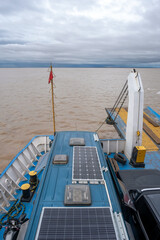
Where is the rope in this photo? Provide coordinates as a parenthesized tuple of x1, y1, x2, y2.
(106, 80, 128, 125)
(29, 179, 39, 192)
(110, 80, 128, 117)
(95, 118, 107, 132)
(0, 200, 26, 226)
(113, 90, 128, 122)
(0, 176, 39, 227)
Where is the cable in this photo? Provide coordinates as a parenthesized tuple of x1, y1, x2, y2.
(95, 118, 107, 132)
(0, 200, 26, 225)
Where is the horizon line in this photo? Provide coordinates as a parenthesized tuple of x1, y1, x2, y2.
(0, 62, 160, 68)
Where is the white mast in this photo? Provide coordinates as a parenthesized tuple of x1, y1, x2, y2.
(125, 69, 144, 160)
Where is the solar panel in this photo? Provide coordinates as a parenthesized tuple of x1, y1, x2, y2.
(72, 146, 103, 183)
(36, 207, 117, 240)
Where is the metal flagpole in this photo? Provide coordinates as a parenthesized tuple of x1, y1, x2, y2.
(49, 65, 56, 135)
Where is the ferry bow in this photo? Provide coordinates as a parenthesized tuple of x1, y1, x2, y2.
(0, 69, 160, 240)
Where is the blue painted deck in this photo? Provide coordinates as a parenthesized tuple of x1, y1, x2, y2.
(108, 150, 160, 171)
(145, 106, 160, 122)
(105, 106, 160, 171)
(25, 131, 121, 240)
(0, 156, 44, 239)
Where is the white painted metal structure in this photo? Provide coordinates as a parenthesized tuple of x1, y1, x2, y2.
(125, 69, 144, 160)
(0, 136, 51, 213)
(101, 139, 126, 154)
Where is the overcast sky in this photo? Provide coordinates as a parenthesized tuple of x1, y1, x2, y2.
(0, 0, 160, 67)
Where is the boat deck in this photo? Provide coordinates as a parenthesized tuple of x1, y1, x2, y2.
(106, 106, 160, 170)
(111, 106, 160, 151)
(25, 131, 122, 240)
(0, 106, 159, 239)
(108, 150, 160, 171)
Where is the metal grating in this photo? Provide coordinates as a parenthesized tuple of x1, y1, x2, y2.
(36, 207, 117, 240)
(72, 146, 103, 183)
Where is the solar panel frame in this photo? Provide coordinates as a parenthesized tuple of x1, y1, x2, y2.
(72, 146, 104, 183)
(36, 207, 117, 240)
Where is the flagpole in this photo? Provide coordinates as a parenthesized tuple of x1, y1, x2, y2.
(50, 65, 56, 135)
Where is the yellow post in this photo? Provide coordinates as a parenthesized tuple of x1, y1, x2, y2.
(50, 65, 56, 135)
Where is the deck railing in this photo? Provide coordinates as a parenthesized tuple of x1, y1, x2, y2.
(100, 139, 126, 154)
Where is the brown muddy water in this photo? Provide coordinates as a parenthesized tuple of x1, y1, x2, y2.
(0, 68, 160, 171)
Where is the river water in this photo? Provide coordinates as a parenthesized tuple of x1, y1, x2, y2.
(0, 68, 160, 171)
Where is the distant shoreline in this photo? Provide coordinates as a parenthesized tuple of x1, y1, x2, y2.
(0, 64, 160, 68)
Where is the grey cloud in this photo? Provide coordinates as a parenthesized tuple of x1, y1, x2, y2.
(0, 0, 160, 67)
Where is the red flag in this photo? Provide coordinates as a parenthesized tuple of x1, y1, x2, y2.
(48, 68, 53, 84)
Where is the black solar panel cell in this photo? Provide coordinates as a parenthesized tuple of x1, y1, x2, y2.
(37, 208, 117, 240)
(73, 146, 103, 182)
